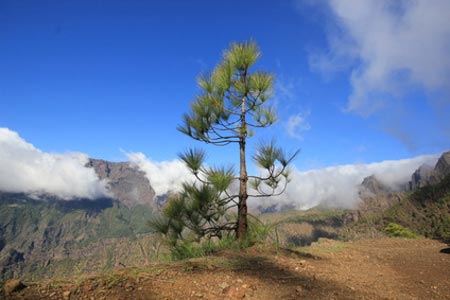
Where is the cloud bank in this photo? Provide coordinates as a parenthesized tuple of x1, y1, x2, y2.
(0, 128, 109, 199)
(0, 127, 439, 210)
(310, 0, 450, 115)
(126, 146, 438, 211)
(257, 154, 438, 210)
(126, 152, 192, 196)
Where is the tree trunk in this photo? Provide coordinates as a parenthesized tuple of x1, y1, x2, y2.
(237, 94, 248, 241)
(237, 137, 248, 240)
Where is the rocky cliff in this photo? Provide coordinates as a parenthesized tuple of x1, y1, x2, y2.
(87, 159, 156, 208)
(434, 150, 450, 178)
(407, 151, 450, 190)
(356, 175, 404, 215)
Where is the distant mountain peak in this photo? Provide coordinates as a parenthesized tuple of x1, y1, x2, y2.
(434, 151, 450, 179)
(408, 151, 450, 191)
(360, 175, 391, 195)
(87, 158, 156, 208)
(356, 175, 402, 216)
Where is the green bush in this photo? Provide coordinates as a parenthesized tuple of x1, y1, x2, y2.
(384, 223, 418, 239)
(170, 241, 206, 260)
(246, 217, 278, 246)
(169, 235, 237, 260)
(167, 216, 278, 260)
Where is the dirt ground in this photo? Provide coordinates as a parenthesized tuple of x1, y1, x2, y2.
(4, 238, 450, 300)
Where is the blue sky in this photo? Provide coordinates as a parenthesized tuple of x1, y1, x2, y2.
(1, 0, 450, 171)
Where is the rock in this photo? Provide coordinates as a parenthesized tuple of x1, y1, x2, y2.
(3, 279, 26, 295)
(219, 282, 230, 290)
(226, 287, 246, 299)
(222, 286, 231, 294)
(63, 290, 71, 299)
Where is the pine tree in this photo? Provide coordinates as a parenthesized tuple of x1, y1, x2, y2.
(151, 41, 298, 246)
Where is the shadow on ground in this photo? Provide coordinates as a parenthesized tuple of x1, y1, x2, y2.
(440, 247, 450, 254)
(178, 249, 368, 300)
(286, 227, 339, 247)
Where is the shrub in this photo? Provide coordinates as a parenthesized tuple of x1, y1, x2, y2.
(167, 216, 277, 260)
(169, 235, 237, 260)
(384, 223, 418, 239)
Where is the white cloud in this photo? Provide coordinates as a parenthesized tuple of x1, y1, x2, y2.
(253, 154, 438, 210)
(285, 111, 311, 140)
(310, 0, 450, 115)
(126, 149, 439, 211)
(126, 152, 192, 196)
(274, 78, 297, 104)
(0, 128, 109, 199)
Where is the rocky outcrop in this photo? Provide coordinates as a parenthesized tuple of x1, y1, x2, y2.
(357, 175, 404, 215)
(433, 151, 450, 180)
(360, 175, 391, 195)
(407, 151, 450, 191)
(87, 159, 156, 208)
(409, 164, 434, 190)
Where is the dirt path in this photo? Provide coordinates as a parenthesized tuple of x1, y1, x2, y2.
(5, 238, 450, 300)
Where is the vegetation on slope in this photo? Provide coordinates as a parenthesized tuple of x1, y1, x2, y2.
(343, 174, 450, 243)
(383, 174, 450, 242)
(0, 193, 157, 281)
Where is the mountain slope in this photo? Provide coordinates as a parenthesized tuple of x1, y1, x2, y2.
(0, 158, 162, 281)
(384, 173, 450, 242)
(0, 193, 159, 281)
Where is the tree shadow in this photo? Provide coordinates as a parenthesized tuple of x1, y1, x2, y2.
(221, 252, 363, 299)
(276, 247, 318, 260)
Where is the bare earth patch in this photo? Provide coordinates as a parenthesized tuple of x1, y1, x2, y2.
(5, 238, 450, 300)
